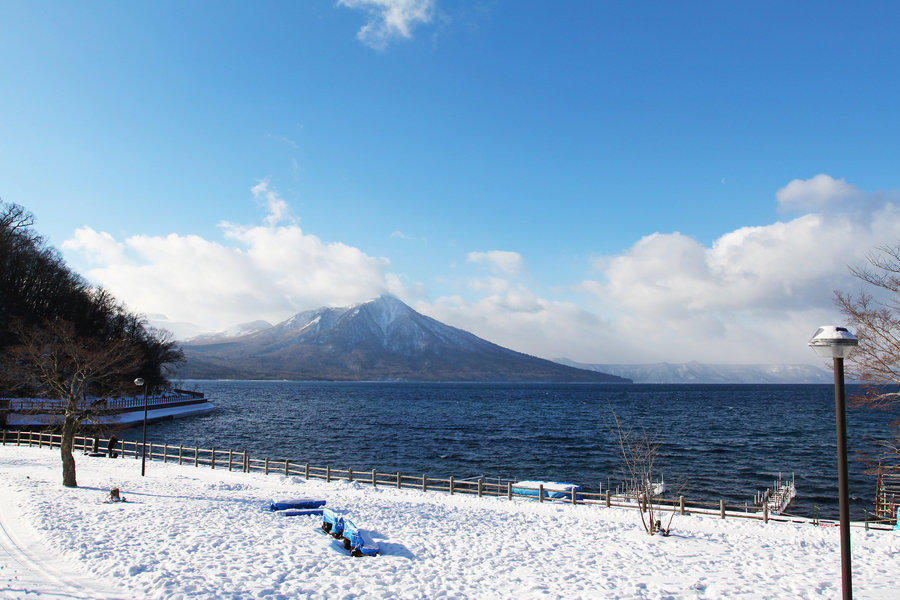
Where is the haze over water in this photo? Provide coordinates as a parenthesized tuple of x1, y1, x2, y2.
(122, 381, 899, 521)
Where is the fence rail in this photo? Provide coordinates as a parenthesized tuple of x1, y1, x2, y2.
(3, 429, 894, 531)
(3, 389, 205, 413)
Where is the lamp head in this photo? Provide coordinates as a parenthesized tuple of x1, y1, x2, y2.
(134, 378, 145, 386)
(808, 326, 858, 359)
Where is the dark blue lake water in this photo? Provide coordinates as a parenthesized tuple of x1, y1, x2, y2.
(119, 381, 899, 521)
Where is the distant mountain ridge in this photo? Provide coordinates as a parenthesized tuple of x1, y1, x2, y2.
(177, 295, 630, 383)
(555, 359, 832, 384)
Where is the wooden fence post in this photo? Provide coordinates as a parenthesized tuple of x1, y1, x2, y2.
(539, 484, 544, 503)
(396, 472, 402, 489)
(571, 487, 577, 505)
(450, 476, 455, 495)
(422, 474, 427, 492)
(679, 495, 685, 515)
(305, 463, 310, 480)
(478, 478, 483, 497)
(211, 447, 215, 469)
(285, 460, 290, 477)
(763, 502, 768, 524)
(228, 449, 233, 471)
(720, 499, 726, 519)
(164, 443, 168, 464)
(326, 466, 331, 482)
(179, 445, 183, 465)
(348, 467, 353, 482)
(194, 446, 199, 468)
(265, 457, 270, 475)
(372, 469, 377, 487)
(507, 481, 512, 500)
(244, 452, 249, 473)
(605, 490, 611, 508)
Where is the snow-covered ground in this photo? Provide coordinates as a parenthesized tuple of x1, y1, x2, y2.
(1, 444, 899, 600)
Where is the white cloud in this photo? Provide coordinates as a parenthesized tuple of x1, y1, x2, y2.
(60, 175, 900, 366)
(467, 250, 525, 277)
(575, 194, 900, 363)
(338, 0, 435, 49)
(61, 227, 125, 265)
(251, 180, 294, 227)
(776, 174, 863, 212)
(64, 188, 402, 337)
(414, 176, 900, 365)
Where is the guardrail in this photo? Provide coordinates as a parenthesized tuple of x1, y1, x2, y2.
(2, 389, 205, 413)
(2, 429, 894, 531)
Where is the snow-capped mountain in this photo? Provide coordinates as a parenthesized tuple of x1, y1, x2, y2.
(177, 295, 630, 383)
(185, 320, 273, 344)
(555, 359, 832, 384)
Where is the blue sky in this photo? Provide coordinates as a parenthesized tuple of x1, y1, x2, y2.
(2, 1, 899, 365)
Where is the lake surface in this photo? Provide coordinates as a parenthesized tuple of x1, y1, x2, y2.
(119, 381, 899, 520)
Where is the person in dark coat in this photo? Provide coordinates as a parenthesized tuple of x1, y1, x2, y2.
(107, 435, 119, 458)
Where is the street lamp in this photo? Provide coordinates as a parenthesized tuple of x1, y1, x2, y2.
(134, 377, 149, 477)
(809, 325, 858, 600)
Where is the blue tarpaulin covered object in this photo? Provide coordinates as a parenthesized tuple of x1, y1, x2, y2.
(322, 507, 344, 537)
(342, 519, 379, 557)
(511, 481, 583, 500)
(321, 508, 379, 556)
(268, 498, 327, 512)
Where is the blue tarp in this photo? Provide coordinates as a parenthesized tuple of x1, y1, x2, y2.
(268, 498, 327, 512)
(322, 507, 344, 537)
(342, 519, 379, 557)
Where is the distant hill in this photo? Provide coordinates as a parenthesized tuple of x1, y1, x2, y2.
(555, 359, 832, 384)
(176, 295, 630, 383)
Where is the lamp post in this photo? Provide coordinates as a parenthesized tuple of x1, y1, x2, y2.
(809, 325, 858, 600)
(134, 377, 149, 477)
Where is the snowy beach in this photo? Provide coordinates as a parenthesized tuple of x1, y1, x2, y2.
(1, 444, 899, 600)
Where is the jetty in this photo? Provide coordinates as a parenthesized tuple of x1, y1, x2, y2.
(755, 474, 796, 515)
(0, 389, 215, 428)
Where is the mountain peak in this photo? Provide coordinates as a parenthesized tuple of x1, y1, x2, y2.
(178, 297, 629, 383)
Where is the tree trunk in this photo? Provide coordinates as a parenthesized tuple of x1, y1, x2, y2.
(61, 412, 77, 487)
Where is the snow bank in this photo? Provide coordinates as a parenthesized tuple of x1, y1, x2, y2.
(1, 444, 898, 599)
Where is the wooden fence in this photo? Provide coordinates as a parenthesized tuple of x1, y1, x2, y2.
(3, 429, 894, 531)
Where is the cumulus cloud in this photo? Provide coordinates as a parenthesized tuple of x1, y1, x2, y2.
(775, 173, 899, 218)
(467, 250, 525, 277)
(62, 227, 125, 265)
(63, 187, 400, 337)
(416, 175, 900, 365)
(338, 0, 435, 49)
(576, 188, 900, 363)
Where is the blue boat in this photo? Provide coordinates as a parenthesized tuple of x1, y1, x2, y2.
(511, 480, 582, 501)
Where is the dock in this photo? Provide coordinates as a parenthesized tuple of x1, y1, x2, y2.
(755, 474, 796, 515)
(1, 389, 215, 428)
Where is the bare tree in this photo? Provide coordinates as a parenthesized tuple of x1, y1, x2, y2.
(2, 318, 141, 487)
(836, 243, 900, 406)
(608, 408, 678, 535)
